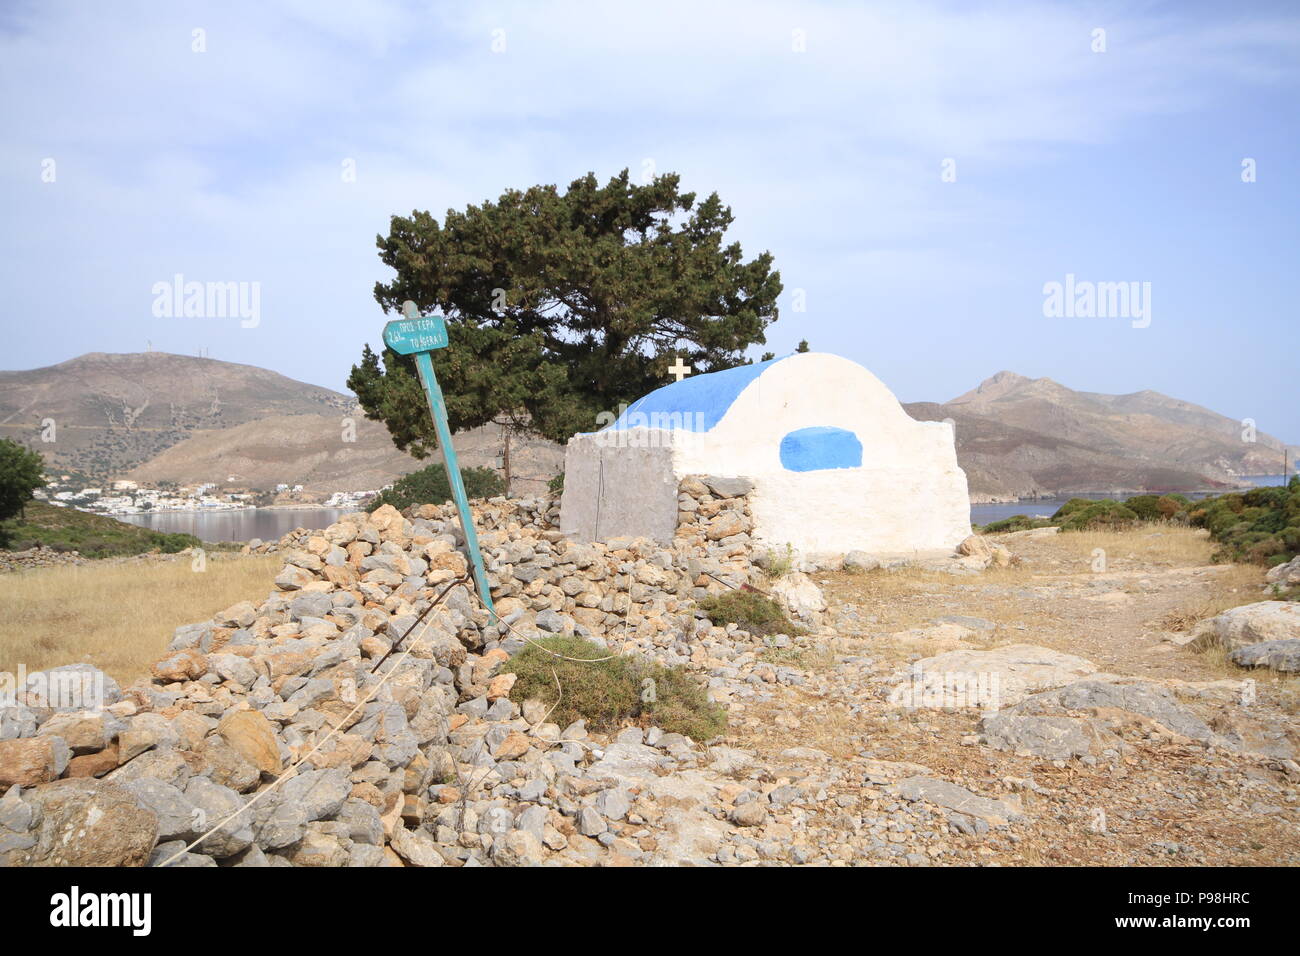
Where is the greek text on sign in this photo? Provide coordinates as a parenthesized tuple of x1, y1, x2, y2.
(383, 314, 448, 354)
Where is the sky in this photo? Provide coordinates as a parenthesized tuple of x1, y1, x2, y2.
(2, 0, 1297, 441)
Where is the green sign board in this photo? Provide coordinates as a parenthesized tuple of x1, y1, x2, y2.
(382, 310, 448, 355)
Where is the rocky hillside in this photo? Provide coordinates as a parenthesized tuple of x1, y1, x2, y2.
(0, 353, 349, 480)
(0, 353, 561, 493)
(905, 371, 1298, 499)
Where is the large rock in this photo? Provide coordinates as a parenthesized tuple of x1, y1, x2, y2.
(0, 736, 69, 787)
(16, 778, 159, 866)
(217, 710, 282, 776)
(37, 711, 117, 754)
(979, 713, 1109, 760)
(1008, 679, 1215, 742)
(1229, 640, 1300, 673)
(769, 572, 826, 621)
(890, 644, 1097, 709)
(1265, 556, 1300, 586)
(1189, 601, 1300, 651)
(184, 777, 254, 858)
(887, 776, 1022, 826)
(20, 664, 121, 710)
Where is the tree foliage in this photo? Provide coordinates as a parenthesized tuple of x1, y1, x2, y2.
(0, 439, 45, 522)
(348, 170, 783, 455)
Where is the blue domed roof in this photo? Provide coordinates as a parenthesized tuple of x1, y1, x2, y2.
(604, 355, 786, 432)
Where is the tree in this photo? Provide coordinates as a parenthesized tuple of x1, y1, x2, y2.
(366, 463, 505, 513)
(0, 439, 45, 521)
(796, 339, 810, 352)
(349, 170, 783, 456)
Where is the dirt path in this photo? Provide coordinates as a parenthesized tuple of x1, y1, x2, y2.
(722, 527, 1300, 866)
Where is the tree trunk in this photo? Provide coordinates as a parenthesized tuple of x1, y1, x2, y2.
(502, 425, 512, 497)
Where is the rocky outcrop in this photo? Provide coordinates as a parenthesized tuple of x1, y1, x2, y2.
(1189, 601, 1300, 651)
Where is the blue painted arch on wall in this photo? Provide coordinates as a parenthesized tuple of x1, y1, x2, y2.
(779, 426, 863, 472)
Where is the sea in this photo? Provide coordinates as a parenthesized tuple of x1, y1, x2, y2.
(115, 474, 1293, 541)
(968, 474, 1291, 526)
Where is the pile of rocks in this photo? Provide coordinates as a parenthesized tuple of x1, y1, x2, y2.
(0, 545, 87, 574)
(0, 486, 838, 867)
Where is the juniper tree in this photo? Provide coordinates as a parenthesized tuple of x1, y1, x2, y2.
(349, 170, 783, 455)
(0, 439, 45, 522)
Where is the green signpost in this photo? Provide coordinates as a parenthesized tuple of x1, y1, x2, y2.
(383, 301, 496, 621)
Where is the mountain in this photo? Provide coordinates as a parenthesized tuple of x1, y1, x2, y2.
(1, 353, 1292, 500)
(0, 352, 350, 480)
(0, 352, 561, 493)
(903, 371, 1298, 499)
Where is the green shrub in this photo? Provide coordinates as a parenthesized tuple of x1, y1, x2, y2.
(1185, 476, 1300, 564)
(697, 589, 801, 636)
(500, 635, 726, 742)
(1056, 499, 1139, 532)
(1123, 495, 1162, 521)
(978, 515, 1054, 534)
(367, 463, 505, 513)
(762, 543, 795, 579)
(0, 501, 201, 557)
(1050, 498, 1098, 521)
(547, 472, 564, 495)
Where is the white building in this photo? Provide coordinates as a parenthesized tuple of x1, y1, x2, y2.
(559, 352, 972, 558)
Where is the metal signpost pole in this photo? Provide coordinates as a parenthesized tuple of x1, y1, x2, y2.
(383, 301, 496, 621)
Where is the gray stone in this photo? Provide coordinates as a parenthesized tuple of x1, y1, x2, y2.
(280, 767, 352, 822)
(767, 784, 802, 808)
(1025, 679, 1214, 742)
(576, 807, 607, 836)
(595, 787, 631, 821)
(701, 475, 753, 498)
(730, 801, 767, 827)
(122, 778, 197, 842)
(208, 653, 258, 688)
(888, 776, 1022, 825)
(516, 804, 549, 839)
(347, 843, 389, 867)
(1229, 640, 1300, 673)
(0, 786, 32, 832)
(336, 798, 383, 846)
(843, 550, 881, 571)
(0, 706, 37, 741)
(979, 713, 1098, 760)
(535, 609, 566, 633)
(183, 777, 254, 858)
(149, 840, 217, 867)
(1190, 601, 1300, 651)
(290, 592, 334, 620)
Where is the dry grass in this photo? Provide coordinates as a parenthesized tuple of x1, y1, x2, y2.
(1045, 524, 1215, 566)
(1155, 563, 1268, 633)
(822, 562, 1058, 638)
(0, 554, 279, 685)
